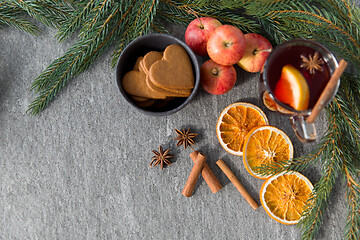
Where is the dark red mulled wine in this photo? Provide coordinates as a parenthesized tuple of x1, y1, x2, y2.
(265, 45, 331, 109)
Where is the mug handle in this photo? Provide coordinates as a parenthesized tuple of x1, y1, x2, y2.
(290, 115, 317, 143)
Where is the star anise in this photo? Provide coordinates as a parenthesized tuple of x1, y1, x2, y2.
(300, 52, 324, 74)
(174, 128, 198, 150)
(150, 145, 174, 170)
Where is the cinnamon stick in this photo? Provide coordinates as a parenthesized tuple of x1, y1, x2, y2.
(306, 59, 348, 123)
(216, 159, 259, 210)
(190, 151, 222, 193)
(182, 152, 206, 198)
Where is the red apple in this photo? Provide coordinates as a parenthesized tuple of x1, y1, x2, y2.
(200, 59, 237, 95)
(237, 33, 272, 73)
(206, 25, 245, 66)
(185, 17, 222, 56)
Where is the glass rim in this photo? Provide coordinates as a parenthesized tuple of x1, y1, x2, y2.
(262, 39, 339, 115)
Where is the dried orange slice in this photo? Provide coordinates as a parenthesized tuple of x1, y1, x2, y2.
(276, 103, 293, 114)
(216, 102, 268, 156)
(243, 125, 293, 179)
(260, 171, 314, 225)
(263, 91, 293, 114)
(262, 91, 278, 111)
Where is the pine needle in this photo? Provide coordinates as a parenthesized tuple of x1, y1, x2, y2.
(0, 2, 40, 35)
(7, 0, 72, 28)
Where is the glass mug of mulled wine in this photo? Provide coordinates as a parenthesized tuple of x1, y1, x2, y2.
(259, 39, 339, 143)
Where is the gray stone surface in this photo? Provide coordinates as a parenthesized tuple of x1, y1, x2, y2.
(0, 22, 348, 240)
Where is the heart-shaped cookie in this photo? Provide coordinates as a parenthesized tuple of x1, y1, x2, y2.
(133, 56, 143, 71)
(141, 51, 163, 74)
(146, 75, 191, 97)
(149, 44, 194, 90)
(122, 71, 167, 99)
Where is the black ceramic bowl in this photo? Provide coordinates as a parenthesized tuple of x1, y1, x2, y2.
(115, 33, 200, 116)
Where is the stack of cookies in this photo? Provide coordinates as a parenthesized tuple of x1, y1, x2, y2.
(122, 44, 194, 108)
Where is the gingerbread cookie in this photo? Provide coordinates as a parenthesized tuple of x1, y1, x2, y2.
(146, 75, 190, 98)
(122, 71, 167, 99)
(133, 56, 143, 71)
(122, 44, 194, 107)
(139, 61, 147, 73)
(141, 51, 163, 74)
(149, 44, 194, 90)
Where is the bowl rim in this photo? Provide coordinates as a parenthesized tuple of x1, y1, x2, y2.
(115, 33, 200, 116)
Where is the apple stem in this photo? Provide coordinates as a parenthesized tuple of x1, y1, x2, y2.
(254, 48, 272, 54)
(212, 68, 218, 75)
(225, 42, 233, 48)
(198, 16, 204, 29)
(188, 9, 204, 29)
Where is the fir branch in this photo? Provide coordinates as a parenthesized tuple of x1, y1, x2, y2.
(31, 0, 116, 93)
(245, 0, 296, 17)
(55, 0, 97, 41)
(110, 37, 132, 68)
(217, 0, 247, 9)
(332, 75, 360, 161)
(300, 139, 344, 239)
(0, 3, 40, 35)
(256, 18, 292, 44)
(28, 0, 159, 114)
(34, 1, 74, 26)
(253, 150, 320, 177)
(132, 0, 158, 37)
(343, 164, 360, 240)
(312, 0, 353, 24)
(79, 0, 114, 40)
(246, 1, 360, 66)
(158, 0, 259, 33)
(297, 73, 360, 239)
(254, 98, 341, 177)
(255, 72, 360, 239)
(110, 0, 159, 67)
(332, 74, 360, 240)
(28, 5, 122, 114)
(150, 18, 168, 34)
(7, 0, 72, 28)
